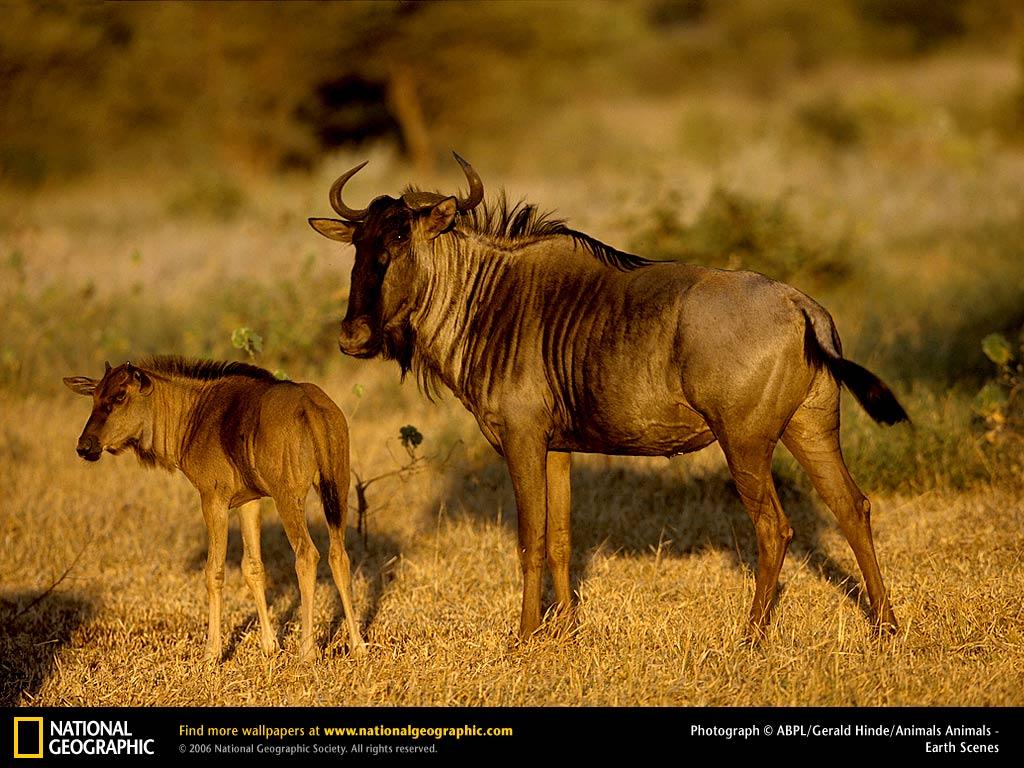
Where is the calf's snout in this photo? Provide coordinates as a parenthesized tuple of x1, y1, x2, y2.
(77, 434, 101, 461)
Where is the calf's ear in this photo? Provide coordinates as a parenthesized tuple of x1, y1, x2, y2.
(423, 197, 457, 240)
(308, 218, 356, 243)
(64, 376, 98, 396)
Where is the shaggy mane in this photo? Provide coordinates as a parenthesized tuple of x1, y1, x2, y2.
(137, 355, 278, 383)
(403, 187, 653, 272)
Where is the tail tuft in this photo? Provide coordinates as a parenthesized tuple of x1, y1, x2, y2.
(304, 402, 349, 531)
(800, 307, 909, 426)
(319, 477, 343, 529)
(827, 358, 910, 426)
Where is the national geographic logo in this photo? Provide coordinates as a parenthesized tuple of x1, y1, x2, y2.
(12, 717, 155, 759)
(13, 717, 43, 759)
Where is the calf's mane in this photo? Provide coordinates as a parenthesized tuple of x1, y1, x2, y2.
(137, 355, 278, 383)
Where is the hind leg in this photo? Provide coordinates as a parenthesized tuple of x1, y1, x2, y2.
(716, 433, 794, 640)
(324, 502, 367, 658)
(274, 491, 320, 660)
(238, 500, 279, 655)
(782, 392, 898, 634)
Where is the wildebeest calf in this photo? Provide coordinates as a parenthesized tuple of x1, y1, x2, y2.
(64, 356, 366, 662)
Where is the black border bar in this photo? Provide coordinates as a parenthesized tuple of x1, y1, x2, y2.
(3, 707, 1020, 763)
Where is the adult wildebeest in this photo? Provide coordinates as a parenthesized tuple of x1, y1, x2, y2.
(309, 154, 908, 641)
(64, 357, 366, 661)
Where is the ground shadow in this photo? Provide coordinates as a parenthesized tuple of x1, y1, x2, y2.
(438, 453, 867, 619)
(187, 507, 400, 659)
(0, 592, 94, 705)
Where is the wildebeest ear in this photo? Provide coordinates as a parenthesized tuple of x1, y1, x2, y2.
(423, 197, 457, 240)
(64, 376, 98, 396)
(133, 368, 154, 395)
(308, 218, 356, 243)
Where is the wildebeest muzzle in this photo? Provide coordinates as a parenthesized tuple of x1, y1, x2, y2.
(76, 433, 102, 461)
(338, 317, 377, 357)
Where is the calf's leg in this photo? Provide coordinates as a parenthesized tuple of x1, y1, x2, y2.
(274, 491, 320, 660)
(323, 491, 367, 658)
(238, 500, 279, 655)
(200, 493, 230, 662)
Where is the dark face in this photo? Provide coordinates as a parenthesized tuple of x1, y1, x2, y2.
(339, 196, 412, 357)
(309, 152, 481, 364)
(63, 364, 153, 461)
(309, 194, 458, 363)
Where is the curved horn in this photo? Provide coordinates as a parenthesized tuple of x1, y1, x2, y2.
(329, 161, 370, 221)
(104, 361, 112, 374)
(452, 151, 484, 212)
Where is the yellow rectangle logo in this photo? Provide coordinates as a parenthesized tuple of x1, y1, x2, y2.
(13, 717, 43, 759)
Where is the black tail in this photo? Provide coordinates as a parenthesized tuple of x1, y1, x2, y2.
(319, 477, 343, 530)
(801, 309, 910, 426)
(826, 357, 910, 426)
(304, 408, 348, 531)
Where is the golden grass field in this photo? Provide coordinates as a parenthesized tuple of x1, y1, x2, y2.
(2, 50, 1023, 706)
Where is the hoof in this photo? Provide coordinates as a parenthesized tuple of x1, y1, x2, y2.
(743, 622, 769, 648)
(875, 619, 899, 638)
(505, 628, 526, 651)
(349, 640, 369, 659)
(517, 620, 542, 643)
(260, 637, 281, 656)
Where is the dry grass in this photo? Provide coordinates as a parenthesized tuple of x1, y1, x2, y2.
(2, 391, 1022, 706)
(2, 50, 1024, 707)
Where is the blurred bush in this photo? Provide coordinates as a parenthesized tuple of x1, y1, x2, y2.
(1006, 42, 1024, 138)
(0, 252, 342, 392)
(856, 0, 967, 52)
(626, 186, 853, 287)
(795, 95, 865, 149)
(2, 0, 1021, 186)
(165, 175, 247, 221)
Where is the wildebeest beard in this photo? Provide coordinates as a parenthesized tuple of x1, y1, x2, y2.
(382, 322, 415, 375)
(382, 319, 449, 401)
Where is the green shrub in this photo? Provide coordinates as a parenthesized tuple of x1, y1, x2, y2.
(974, 330, 1024, 439)
(230, 327, 264, 358)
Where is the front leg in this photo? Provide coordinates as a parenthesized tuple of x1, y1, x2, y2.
(503, 429, 549, 640)
(200, 492, 230, 662)
(546, 451, 573, 624)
